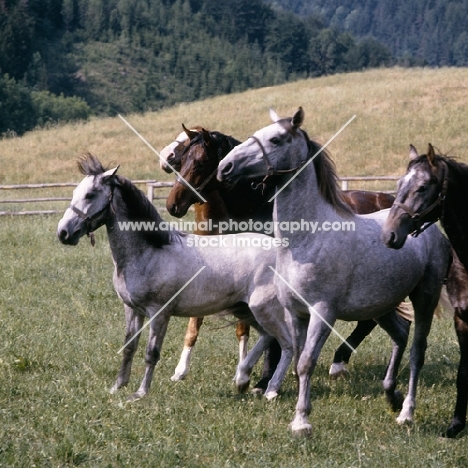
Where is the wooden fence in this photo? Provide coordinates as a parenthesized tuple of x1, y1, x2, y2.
(0, 176, 400, 216)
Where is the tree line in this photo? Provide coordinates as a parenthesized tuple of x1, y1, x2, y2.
(266, 0, 468, 67)
(0, 0, 393, 136)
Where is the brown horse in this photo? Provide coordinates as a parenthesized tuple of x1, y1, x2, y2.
(161, 128, 275, 389)
(382, 143, 468, 438)
(165, 126, 410, 382)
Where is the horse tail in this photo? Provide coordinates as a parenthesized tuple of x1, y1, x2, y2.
(395, 285, 453, 322)
(435, 285, 455, 319)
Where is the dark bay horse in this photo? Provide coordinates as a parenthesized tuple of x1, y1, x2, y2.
(382, 143, 468, 438)
(57, 154, 293, 402)
(217, 107, 451, 436)
(165, 125, 411, 381)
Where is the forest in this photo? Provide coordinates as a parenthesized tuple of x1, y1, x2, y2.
(0, 0, 395, 135)
(266, 0, 468, 67)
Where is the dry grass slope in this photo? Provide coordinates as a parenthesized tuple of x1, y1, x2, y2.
(1, 67, 468, 187)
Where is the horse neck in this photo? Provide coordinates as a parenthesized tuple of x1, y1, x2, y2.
(273, 160, 346, 237)
(442, 162, 468, 270)
(104, 183, 171, 267)
(194, 191, 230, 234)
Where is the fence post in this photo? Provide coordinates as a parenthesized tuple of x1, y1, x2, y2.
(147, 183, 154, 202)
(341, 180, 348, 190)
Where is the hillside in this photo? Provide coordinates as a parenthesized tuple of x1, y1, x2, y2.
(1, 67, 468, 190)
(0, 0, 393, 136)
(265, 0, 468, 66)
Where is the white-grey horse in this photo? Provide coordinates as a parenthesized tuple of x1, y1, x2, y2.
(217, 107, 451, 436)
(57, 154, 293, 402)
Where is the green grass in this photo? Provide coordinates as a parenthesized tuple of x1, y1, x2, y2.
(2, 68, 468, 466)
(0, 216, 467, 467)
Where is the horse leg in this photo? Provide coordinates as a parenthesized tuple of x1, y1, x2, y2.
(252, 339, 282, 393)
(249, 305, 294, 400)
(329, 319, 377, 379)
(445, 312, 468, 437)
(396, 292, 438, 424)
(128, 311, 171, 402)
(171, 316, 204, 381)
(374, 310, 411, 412)
(235, 334, 274, 393)
(444, 255, 468, 437)
(236, 320, 250, 363)
(290, 309, 333, 437)
(110, 305, 144, 394)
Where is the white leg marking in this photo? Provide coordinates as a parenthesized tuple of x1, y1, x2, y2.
(171, 346, 193, 381)
(329, 362, 349, 379)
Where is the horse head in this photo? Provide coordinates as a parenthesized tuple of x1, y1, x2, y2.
(382, 144, 448, 249)
(57, 154, 119, 245)
(217, 107, 308, 185)
(159, 125, 204, 173)
(166, 129, 228, 217)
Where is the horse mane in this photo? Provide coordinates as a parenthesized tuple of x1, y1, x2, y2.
(78, 152, 176, 248)
(78, 152, 107, 175)
(185, 131, 240, 162)
(301, 131, 354, 217)
(409, 151, 468, 177)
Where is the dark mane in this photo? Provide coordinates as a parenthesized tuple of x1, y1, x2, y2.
(113, 176, 175, 248)
(409, 152, 468, 175)
(184, 131, 240, 162)
(78, 152, 108, 176)
(301, 130, 354, 217)
(77, 153, 175, 248)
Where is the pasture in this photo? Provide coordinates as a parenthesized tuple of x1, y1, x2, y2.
(0, 216, 466, 467)
(1, 67, 468, 466)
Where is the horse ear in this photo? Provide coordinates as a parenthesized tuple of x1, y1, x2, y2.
(182, 123, 199, 140)
(102, 165, 120, 181)
(291, 107, 304, 129)
(409, 144, 419, 160)
(202, 128, 211, 146)
(269, 108, 280, 123)
(427, 143, 436, 165)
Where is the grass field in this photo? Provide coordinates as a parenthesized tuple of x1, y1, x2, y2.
(2, 67, 468, 466)
(0, 216, 466, 467)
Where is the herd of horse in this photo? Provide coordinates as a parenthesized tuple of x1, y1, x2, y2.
(57, 107, 468, 438)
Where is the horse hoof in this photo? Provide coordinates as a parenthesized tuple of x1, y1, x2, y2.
(396, 413, 413, 425)
(442, 427, 463, 438)
(442, 417, 466, 439)
(387, 390, 404, 412)
(252, 377, 269, 392)
(170, 372, 186, 382)
(290, 422, 313, 438)
(127, 392, 145, 402)
(237, 380, 250, 393)
(265, 391, 278, 401)
(109, 384, 122, 394)
(251, 387, 264, 395)
(329, 362, 349, 380)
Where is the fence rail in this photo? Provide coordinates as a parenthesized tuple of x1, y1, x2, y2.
(0, 176, 400, 216)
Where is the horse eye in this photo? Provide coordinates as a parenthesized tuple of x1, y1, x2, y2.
(270, 137, 281, 145)
(85, 192, 96, 200)
(416, 185, 427, 193)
